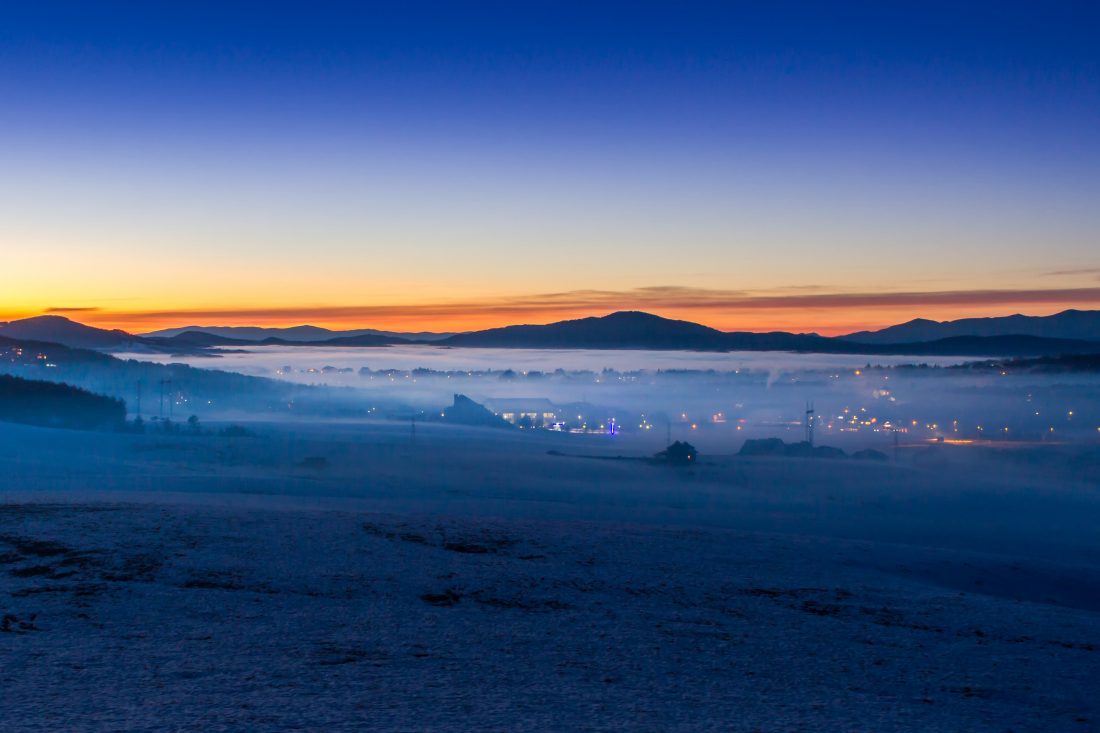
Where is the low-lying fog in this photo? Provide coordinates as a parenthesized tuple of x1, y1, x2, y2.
(125, 344, 973, 376)
(117, 345, 1100, 453)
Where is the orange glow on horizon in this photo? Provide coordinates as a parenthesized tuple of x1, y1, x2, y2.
(4, 298, 1097, 337)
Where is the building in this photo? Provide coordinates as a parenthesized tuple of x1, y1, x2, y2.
(482, 398, 560, 428)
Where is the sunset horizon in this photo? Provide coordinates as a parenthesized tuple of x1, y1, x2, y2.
(5, 4, 1099, 340)
(6, 287, 1100, 337)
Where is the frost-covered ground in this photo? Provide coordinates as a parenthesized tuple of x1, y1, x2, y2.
(2, 421, 1099, 731)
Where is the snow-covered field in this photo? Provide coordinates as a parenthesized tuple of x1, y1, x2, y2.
(2, 420, 1099, 731)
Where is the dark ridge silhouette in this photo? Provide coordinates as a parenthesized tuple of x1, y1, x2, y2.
(142, 324, 454, 342)
(0, 317, 245, 355)
(0, 315, 140, 350)
(0, 334, 117, 365)
(7, 312, 1099, 357)
(438, 311, 1098, 356)
(842, 309, 1100, 344)
(142, 331, 408, 348)
(146, 324, 345, 341)
(0, 317, 413, 354)
(0, 374, 125, 430)
(0, 335, 409, 418)
(440, 311, 828, 351)
(145, 331, 257, 347)
(259, 334, 407, 347)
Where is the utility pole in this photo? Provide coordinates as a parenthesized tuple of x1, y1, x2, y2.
(158, 378, 173, 419)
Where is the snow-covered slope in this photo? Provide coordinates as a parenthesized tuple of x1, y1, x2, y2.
(1, 421, 1097, 730)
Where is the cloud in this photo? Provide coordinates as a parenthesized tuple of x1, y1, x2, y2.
(44, 306, 101, 313)
(1042, 267, 1100, 280)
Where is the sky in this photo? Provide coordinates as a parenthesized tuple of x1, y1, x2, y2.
(2, 1, 1099, 335)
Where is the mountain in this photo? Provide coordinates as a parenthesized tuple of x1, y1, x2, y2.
(8, 312, 1098, 357)
(143, 331, 258, 348)
(441, 311, 729, 350)
(0, 374, 126, 430)
(0, 334, 418, 418)
(438, 311, 1100, 356)
(441, 311, 830, 351)
(140, 328, 414, 349)
(142, 324, 453, 342)
(842, 309, 1100, 344)
(296, 334, 408, 347)
(143, 325, 345, 341)
(0, 315, 142, 350)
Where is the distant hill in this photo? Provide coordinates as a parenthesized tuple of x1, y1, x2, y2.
(142, 324, 453, 342)
(438, 311, 1099, 356)
(441, 311, 829, 351)
(7, 311, 1098, 357)
(0, 334, 413, 418)
(0, 317, 247, 355)
(141, 330, 411, 349)
(441, 311, 730, 350)
(293, 334, 408, 347)
(841, 309, 1100, 344)
(0, 374, 125, 430)
(0, 315, 142, 350)
(142, 331, 258, 348)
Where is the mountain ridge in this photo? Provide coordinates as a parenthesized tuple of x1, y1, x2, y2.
(438, 311, 1100, 356)
(0, 315, 142, 350)
(841, 309, 1100, 344)
(142, 324, 453, 342)
(3, 310, 1099, 357)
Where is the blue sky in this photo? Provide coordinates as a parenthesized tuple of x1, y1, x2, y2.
(2, 1, 1098, 332)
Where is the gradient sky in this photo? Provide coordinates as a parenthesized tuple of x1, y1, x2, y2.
(2, 1, 1099, 334)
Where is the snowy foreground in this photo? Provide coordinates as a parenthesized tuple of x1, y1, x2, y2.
(2, 421, 1099, 731)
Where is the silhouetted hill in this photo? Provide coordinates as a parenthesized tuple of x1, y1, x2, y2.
(145, 324, 339, 341)
(9, 312, 1097, 357)
(842, 309, 1100, 344)
(441, 311, 829, 351)
(144, 331, 258, 348)
(0, 374, 125, 430)
(143, 324, 453, 342)
(141, 330, 409, 349)
(441, 311, 724, 349)
(439, 311, 1096, 356)
(1, 335, 118, 365)
(259, 334, 407, 347)
(300, 334, 407, 347)
(0, 335, 407, 417)
(0, 315, 141, 350)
